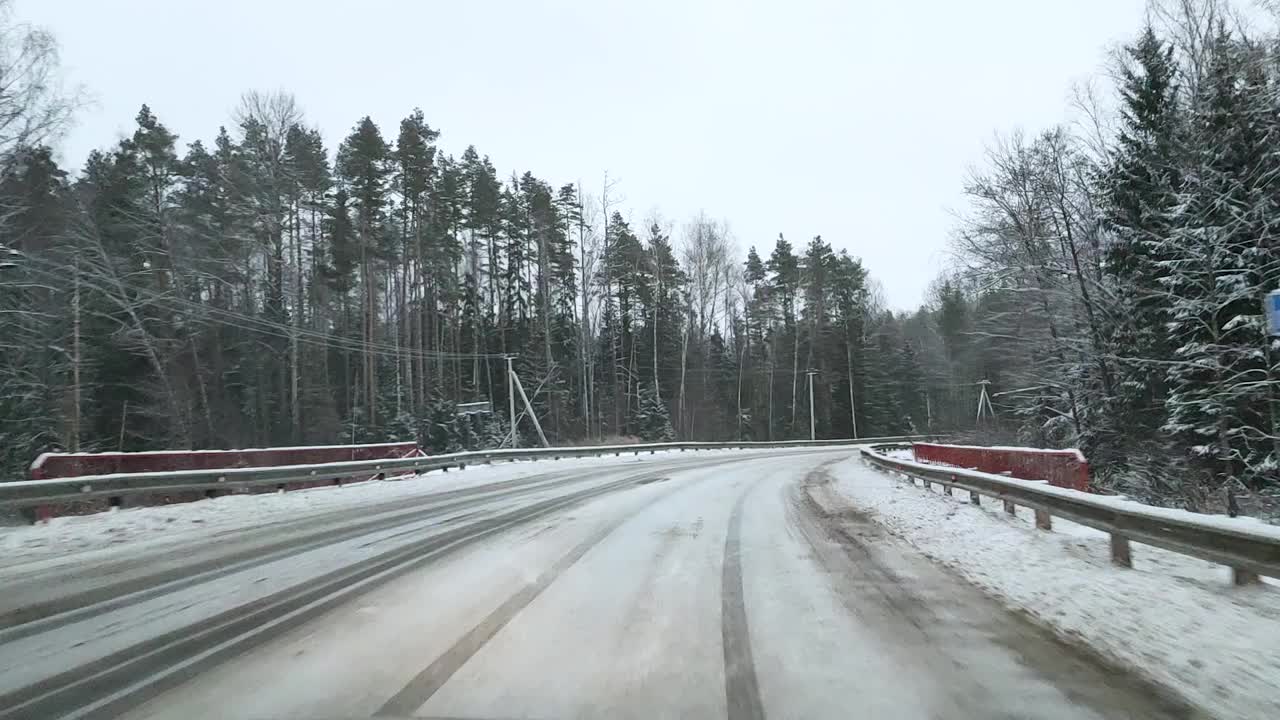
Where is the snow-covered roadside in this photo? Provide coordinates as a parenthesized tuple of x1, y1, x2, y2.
(828, 455, 1280, 720)
(0, 446, 842, 573)
(0, 451, 676, 571)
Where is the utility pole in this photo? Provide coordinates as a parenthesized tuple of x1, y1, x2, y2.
(505, 355, 517, 449)
(976, 380, 995, 426)
(806, 370, 818, 441)
(511, 369, 550, 448)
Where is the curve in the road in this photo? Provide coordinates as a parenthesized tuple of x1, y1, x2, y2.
(0, 449, 1199, 720)
(1, 450, 827, 720)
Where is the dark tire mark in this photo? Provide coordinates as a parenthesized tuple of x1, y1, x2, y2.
(2, 449, 846, 720)
(0, 469, 599, 642)
(722, 483, 766, 720)
(0, 470, 667, 720)
(376, 455, 792, 717)
(376, 475, 691, 717)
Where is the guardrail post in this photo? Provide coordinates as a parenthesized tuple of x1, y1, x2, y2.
(1003, 500, 1016, 516)
(1110, 534, 1132, 568)
(1034, 509, 1052, 531)
(969, 491, 980, 505)
(1233, 568, 1261, 586)
(943, 484, 953, 496)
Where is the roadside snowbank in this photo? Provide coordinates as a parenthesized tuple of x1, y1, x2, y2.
(0, 452, 675, 571)
(880, 447, 915, 461)
(0, 446, 844, 572)
(829, 455, 1280, 720)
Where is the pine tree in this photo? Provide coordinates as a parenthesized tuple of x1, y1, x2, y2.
(336, 117, 392, 430)
(0, 146, 73, 471)
(1101, 27, 1184, 478)
(393, 108, 439, 416)
(860, 315, 905, 436)
(632, 385, 675, 442)
(1159, 33, 1279, 504)
(766, 235, 801, 436)
(0, 23, 969, 467)
(829, 251, 867, 439)
(935, 281, 969, 376)
(894, 338, 927, 433)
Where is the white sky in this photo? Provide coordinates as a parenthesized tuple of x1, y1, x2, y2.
(21, 0, 1148, 310)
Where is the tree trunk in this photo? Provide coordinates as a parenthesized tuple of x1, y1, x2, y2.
(190, 337, 215, 444)
(291, 202, 302, 442)
(70, 249, 81, 452)
(653, 287, 661, 401)
(361, 237, 377, 430)
(401, 233, 413, 419)
(767, 344, 775, 441)
(846, 326, 858, 439)
(736, 344, 746, 440)
(678, 322, 689, 437)
(790, 319, 800, 432)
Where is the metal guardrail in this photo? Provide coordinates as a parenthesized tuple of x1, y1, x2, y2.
(0, 435, 930, 511)
(861, 445, 1280, 585)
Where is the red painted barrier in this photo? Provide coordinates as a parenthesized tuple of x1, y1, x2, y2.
(911, 443, 1090, 492)
(29, 442, 421, 480)
(23, 442, 423, 522)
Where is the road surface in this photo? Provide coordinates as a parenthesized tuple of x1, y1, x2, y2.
(0, 449, 1188, 719)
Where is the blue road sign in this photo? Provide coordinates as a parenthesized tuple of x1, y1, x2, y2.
(1267, 290, 1280, 336)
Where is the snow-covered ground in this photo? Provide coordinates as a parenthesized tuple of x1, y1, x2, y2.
(0, 446, 838, 574)
(0, 451, 675, 572)
(1, 446, 1194, 719)
(830, 455, 1280, 720)
(115, 449, 1165, 720)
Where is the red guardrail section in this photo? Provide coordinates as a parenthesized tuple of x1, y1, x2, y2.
(911, 443, 1090, 492)
(29, 442, 422, 480)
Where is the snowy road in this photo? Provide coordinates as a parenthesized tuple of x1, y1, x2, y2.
(0, 450, 1186, 720)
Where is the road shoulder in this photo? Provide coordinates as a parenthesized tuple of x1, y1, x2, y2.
(821, 455, 1277, 720)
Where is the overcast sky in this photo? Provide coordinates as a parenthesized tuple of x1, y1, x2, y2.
(21, 0, 1148, 310)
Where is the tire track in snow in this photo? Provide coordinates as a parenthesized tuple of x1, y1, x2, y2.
(722, 481, 766, 720)
(376, 468, 721, 716)
(0, 468, 670, 720)
(376, 457, 786, 718)
(0, 468, 595, 637)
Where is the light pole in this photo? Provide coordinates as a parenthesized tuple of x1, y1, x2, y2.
(505, 355, 517, 449)
(806, 370, 818, 441)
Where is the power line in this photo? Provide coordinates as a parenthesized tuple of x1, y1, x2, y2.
(12, 255, 507, 362)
